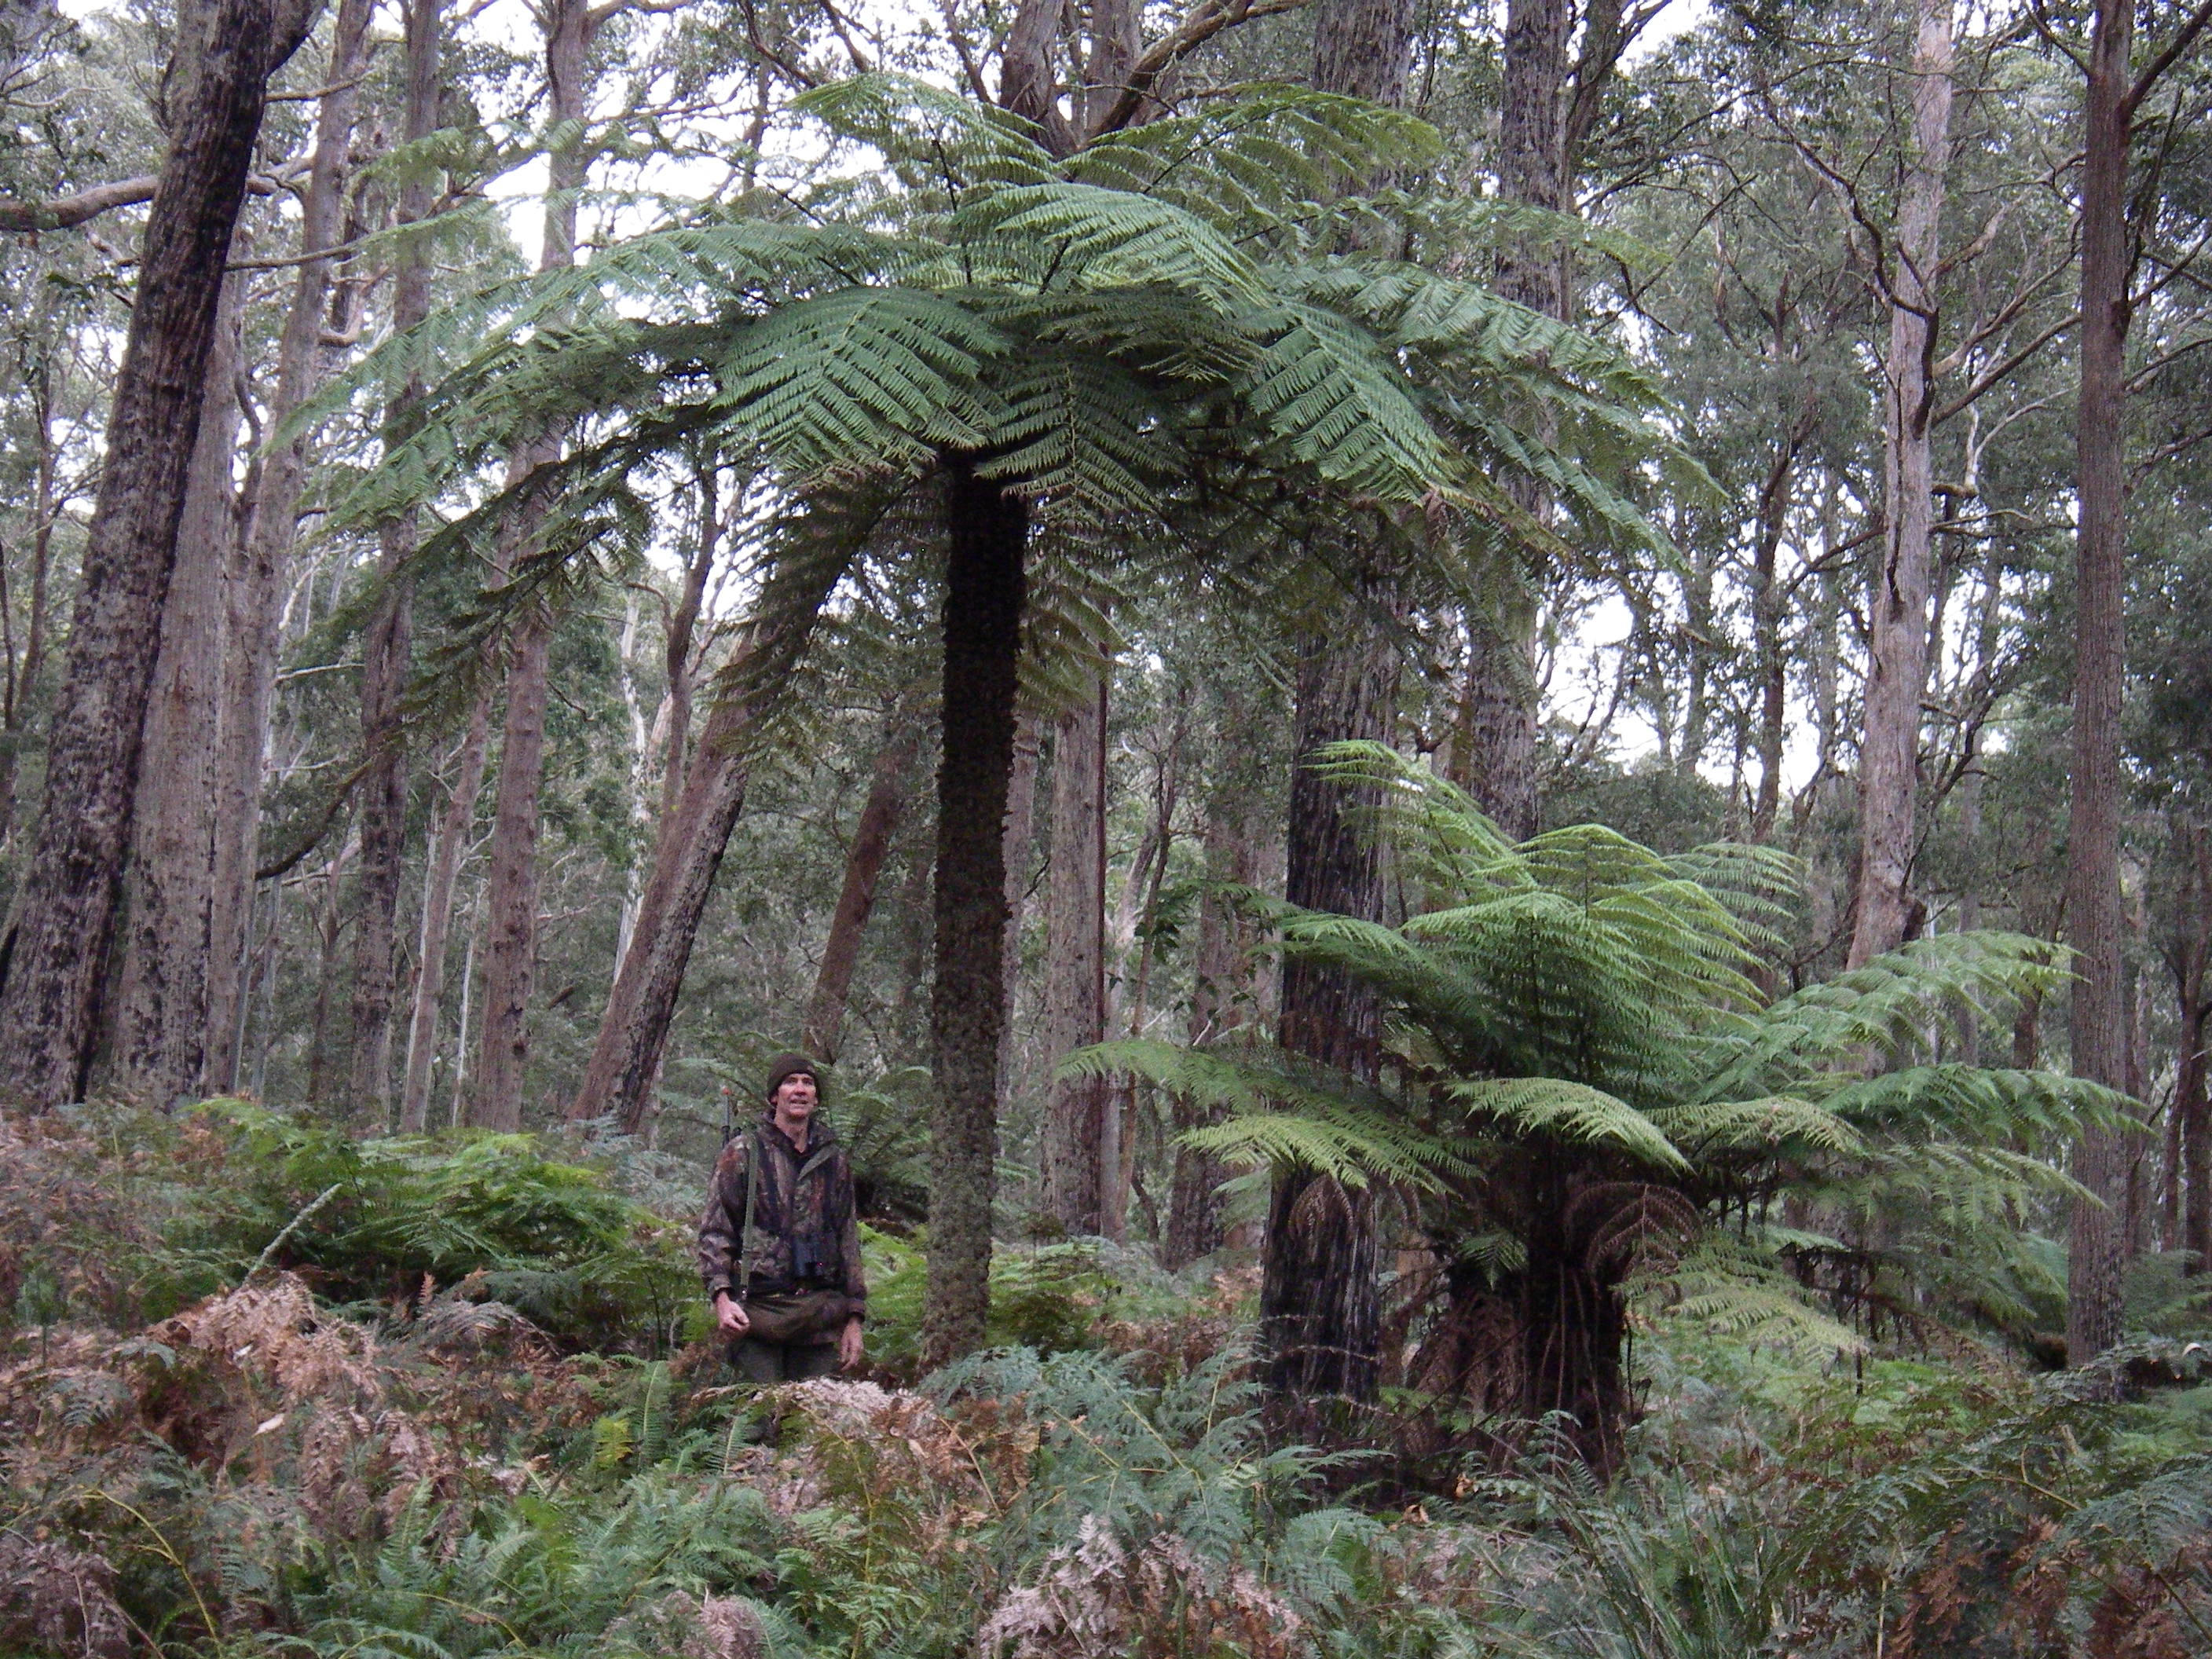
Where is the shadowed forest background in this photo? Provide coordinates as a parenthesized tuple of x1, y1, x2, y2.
(4, 0, 2212, 1653)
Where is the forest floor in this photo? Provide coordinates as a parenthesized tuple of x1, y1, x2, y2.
(4, 1102, 2210, 1659)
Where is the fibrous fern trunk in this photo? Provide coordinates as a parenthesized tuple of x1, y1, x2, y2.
(924, 456, 1027, 1368)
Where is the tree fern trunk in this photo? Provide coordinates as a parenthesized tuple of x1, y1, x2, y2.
(924, 456, 1027, 1368)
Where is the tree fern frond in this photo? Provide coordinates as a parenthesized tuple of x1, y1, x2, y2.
(954, 182, 1267, 306)
(1450, 1079, 1687, 1170)
(1233, 300, 1445, 497)
(794, 72, 1059, 190)
(1650, 1097, 1866, 1157)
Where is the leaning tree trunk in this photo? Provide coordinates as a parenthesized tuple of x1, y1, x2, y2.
(2065, 0, 2136, 1368)
(800, 706, 921, 1064)
(922, 456, 1028, 1368)
(569, 521, 851, 1132)
(1039, 670, 1108, 1236)
(346, 0, 441, 1118)
(0, 0, 316, 1108)
(104, 269, 247, 1104)
(1257, 0, 1415, 1415)
(1848, 0, 1954, 968)
(204, 0, 374, 1091)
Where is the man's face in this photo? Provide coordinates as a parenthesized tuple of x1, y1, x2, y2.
(773, 1073, 818, 1116)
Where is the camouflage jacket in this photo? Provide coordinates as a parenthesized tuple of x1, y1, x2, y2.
(697, 1115, 867, 1314)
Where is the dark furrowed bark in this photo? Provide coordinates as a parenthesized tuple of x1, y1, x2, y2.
(923, 457, 1027, 1368)
(1256, 0, 1419, 1416)
(104, 270, 246, 1103)
(1265, 584, 1397, 1408)
(2065, 0, 2136, 1368)
(1040, 671, 1108, 1236)
(800, 707, 921, 1064)
(2180, 819, 2210, 1275)
(0, 0, 315, 1108)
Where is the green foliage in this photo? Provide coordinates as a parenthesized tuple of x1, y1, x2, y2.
(190, 1103, 696, 1351)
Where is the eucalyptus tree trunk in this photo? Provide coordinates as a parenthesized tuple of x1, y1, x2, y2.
(205, 0, 373, 1091)
(1164, 776, 1261, 1269)
(347, 0, 441, 1117)
(0, 0, 317, 1108)
(2179, 818, 2211, 1276)
(471, 0, 593, 1129)
(800, 705, 921, 1064)
(399, 702, 490, 1130)
(1848, 0, 1954, 968)
(569, 531, 848, 1133)
(2064, 0, 2136, 1368)
(1039, 672, 1108, 1235)
(923, 456, 1027, 1368)
(104, 270, 245, 1103)
(1258, 0, 1415, 1415)
(1456, 0, 1572, 842)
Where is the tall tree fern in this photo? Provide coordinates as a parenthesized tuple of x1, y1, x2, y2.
(310, 75, 1672, 1365)
(1069, 743, 2134, 1469)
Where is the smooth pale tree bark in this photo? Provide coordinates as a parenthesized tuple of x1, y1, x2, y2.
(398, 703, 491, 1129)
(1039, 672, 1108, 1235)
(2065, 0, 2138, 1366)
(347, 0, 441, 1117)
(1259, 0, 1415, 1414)
(923, 457, 1027, 1368)
(471, 0, 599, 1129)
(206, 0, 373, 1090)
(105, 271, 246, 1103)
(800, 706, 921, 1063)
(1848, 0, 1955, 968)
(0, 0, 319, 1108)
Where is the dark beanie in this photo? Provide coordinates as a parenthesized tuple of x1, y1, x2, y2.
(763, 1052, 821, 1098)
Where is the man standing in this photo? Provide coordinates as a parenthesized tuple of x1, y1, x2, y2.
(698, 1053, 867, 1381)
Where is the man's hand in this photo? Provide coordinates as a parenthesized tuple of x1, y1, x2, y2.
(838, 1317, 864, 1371)
(714, 1291, 750, 1338)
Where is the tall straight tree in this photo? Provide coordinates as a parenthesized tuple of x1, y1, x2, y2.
(349, 0, 442, 1117)
(1848, 0, 1956, 967)
(1039, 672, 1108, 1234)
(206, 0, 374, 1090)
(0, 0, 320, 1108)
(2062, 0, 2212, 1364)
(471, 0, 599, 1130)
(1260, 0, 1415, 1410)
